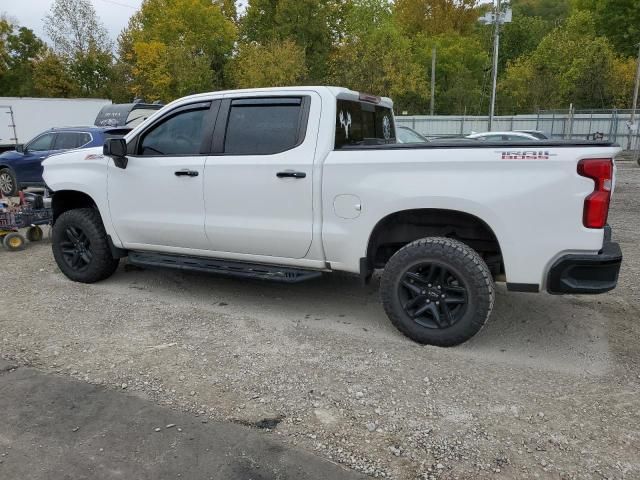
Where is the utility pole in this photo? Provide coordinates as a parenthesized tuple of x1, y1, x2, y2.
(430, 46, 436, 116)
(478, 1, 511, 131)
(488, 0, 501, 131)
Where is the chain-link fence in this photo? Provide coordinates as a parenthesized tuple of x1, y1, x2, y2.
(396, 109, 640, 151)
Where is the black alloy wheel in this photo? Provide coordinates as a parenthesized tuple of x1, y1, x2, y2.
(60, 225, 93, 271)
(398, 263, 468, 329)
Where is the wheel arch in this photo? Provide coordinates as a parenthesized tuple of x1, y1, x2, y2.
(364, 208, 503, 279)
(51, 190, 98, 223)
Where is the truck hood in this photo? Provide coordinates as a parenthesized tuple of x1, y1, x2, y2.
(42, 146, 102, 167)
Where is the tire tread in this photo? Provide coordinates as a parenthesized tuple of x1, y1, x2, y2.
(52, 208, 119, 283)
(380, 237, 494, 346)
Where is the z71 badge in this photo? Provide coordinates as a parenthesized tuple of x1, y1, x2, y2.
(499, 150, 557, 160)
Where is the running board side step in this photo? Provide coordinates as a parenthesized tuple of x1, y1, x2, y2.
(128, 251, 323, 283)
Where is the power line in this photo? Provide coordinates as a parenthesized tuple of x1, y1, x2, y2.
(95, 0, 138, 10)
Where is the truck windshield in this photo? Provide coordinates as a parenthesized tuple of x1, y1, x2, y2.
(335, 99, 395, 149)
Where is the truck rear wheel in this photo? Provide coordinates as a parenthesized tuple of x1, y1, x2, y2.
(52, 208, 120, 283)
(380, 237, 494, 347)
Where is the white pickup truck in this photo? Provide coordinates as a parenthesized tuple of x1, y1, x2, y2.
(43, 87, 623, 346)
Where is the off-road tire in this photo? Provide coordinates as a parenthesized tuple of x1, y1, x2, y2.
(0, 168, 17, 196)
(380, 237, 494, 347)
(52, 208, 119, 283)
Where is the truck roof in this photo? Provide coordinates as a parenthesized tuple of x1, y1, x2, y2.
(166, 86, 394, 109)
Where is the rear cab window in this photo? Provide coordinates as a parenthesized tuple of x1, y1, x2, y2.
(335, 94, 395, 149)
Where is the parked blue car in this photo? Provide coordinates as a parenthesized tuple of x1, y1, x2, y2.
(0, 126, 130, 196)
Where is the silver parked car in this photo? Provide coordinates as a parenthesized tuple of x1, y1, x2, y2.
(466, 131, 542, 141)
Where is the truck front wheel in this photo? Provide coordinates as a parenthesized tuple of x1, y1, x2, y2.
(52, 208, 120, 283)
(380, 237, 494, 347)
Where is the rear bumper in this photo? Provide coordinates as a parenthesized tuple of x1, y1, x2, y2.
(546, 227, 622, 294)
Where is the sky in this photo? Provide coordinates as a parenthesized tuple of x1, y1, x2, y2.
(1, 0, 144, 42)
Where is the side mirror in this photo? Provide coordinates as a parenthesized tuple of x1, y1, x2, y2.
(104, 138, 128, 169)
(15, 144, 24, 153)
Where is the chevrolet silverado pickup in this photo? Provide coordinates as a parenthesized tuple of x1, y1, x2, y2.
(42, 87, 623, 346)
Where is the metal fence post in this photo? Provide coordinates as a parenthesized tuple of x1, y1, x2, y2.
(567, 104, 574, 139)
(609, 109, 617, 143)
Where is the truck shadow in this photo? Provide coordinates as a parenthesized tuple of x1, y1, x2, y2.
(106, 264, 613, 375)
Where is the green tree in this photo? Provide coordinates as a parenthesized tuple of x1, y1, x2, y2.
(499, 15, 554, 70)
(394, 0, 482, 36)
(510, 0, 570, 20)
(414, 33, 490, 114)
(0, 20, 45, 96)
(122, 0, 236, 101)
(339, 0, 393, 39)
(44, 0, 113, 96)
(32, 49, 78, 97)
(228, 39, 308, 88)
(499, 11, 635, 112)
(328, 16, 428, 114)
(572, 0, 640, 57)
(241, 0, 339, 82)
(217, 0, 238, 22)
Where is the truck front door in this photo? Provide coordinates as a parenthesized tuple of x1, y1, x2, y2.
(107, 101, 216, 251)
(203, 94, 318, 258)
(20, 132, 55, 182)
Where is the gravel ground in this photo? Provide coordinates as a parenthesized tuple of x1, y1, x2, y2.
(1, 162, 639, 480)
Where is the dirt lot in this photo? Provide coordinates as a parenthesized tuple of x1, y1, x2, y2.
(1, 162, 639, 480)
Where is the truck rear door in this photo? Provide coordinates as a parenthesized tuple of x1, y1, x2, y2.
(203, 92, 319, 258)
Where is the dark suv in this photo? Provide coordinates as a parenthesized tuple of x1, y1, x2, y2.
(0, 126, 129, 196)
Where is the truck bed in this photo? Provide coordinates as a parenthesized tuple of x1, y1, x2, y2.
(340, 140, 618, 150)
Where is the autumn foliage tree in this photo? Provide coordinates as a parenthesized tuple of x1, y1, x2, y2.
(120, 0, 236, 102)
(228, 39, 308, 89)
(0, 0, 637, 114)
(43, 0, 113, 97)
(0, 19, 45, 96)
(328, 2, 428, 114)
(499, 11, 636, 112)
(394, 0, 482, 36)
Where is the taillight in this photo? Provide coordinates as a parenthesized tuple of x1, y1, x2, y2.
(577, 158, 613, 229)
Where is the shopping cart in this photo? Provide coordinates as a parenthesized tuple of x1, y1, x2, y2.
(0, 198, 52, 251)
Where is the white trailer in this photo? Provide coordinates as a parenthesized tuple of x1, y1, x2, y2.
(0, 97, 112, 152)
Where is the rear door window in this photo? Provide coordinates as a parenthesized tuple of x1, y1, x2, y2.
(223, 98, 305, 155)
(53, 132, 91, 150)
(335, 99, 395, 148)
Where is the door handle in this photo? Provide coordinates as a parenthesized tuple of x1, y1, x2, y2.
(276, 170, 306, 179)
(175, 169, 199, 177)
